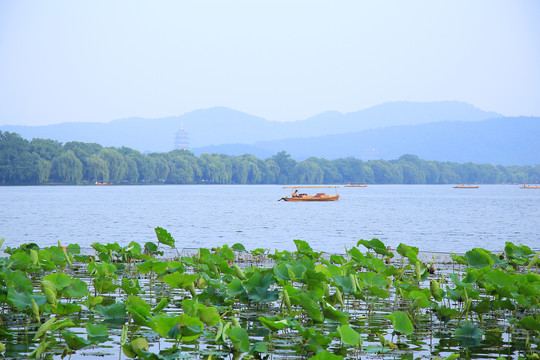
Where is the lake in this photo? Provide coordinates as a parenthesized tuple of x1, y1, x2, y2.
(0, 184, 538, 254)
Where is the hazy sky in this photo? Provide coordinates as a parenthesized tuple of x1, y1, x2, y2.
(1, 0, 539, 126)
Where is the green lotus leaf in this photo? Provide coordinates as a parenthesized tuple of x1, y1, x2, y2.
(226, 327, 250, 353)
(519, 316, 540, 331)
(259, 316, 289, 331)
(5, 269, 33, 293)
(51, 302, 82, 315)
(250, 342, 268, 354)
(333, 275, 356, 294)
(454, 322, 483, 347)
(231, 243, 246, 252)
(93, 302, 127, 320)
(465, 248, 494, 268)
(485, 269, 515, 288)
(155, 227, 175, 248)
(62, 331, 92, 350)
(64, 278, 88, 298)
(7, 290, 46, 311)
(357, 238, 393, 257)
(227, 278, 247, 298)
(385, 311, 414, 335)
(504, 242, 534, 260)
(86, 323, 109, 344)
(322, 302, 348, 324)
(396, 244, 420, 264)
(337, 324, 362, 347)
(162, 272, 198, 289)
(152, 298, 169, 315)
(50, 317, 75, 332)
(308, 351, 343, 360)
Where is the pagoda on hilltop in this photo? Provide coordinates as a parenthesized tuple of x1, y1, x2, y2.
(174, 120, 189, 150)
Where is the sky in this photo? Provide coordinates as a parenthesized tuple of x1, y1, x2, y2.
(1, 0, 539, 126)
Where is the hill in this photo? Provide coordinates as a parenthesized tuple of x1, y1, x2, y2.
(0, 101, 499, 153)
(193, 117, 540, 166)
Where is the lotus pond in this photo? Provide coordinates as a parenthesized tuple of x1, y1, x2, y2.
(0, 228, 538, 360)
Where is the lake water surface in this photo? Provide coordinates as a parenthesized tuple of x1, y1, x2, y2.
(1, 184, 538, 254)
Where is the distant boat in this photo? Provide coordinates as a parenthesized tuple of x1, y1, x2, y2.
(520, 184, 540, 189)
(454, 184, 479, 189)
(345, 182, 367, 187)
(279, 186, 340, 201)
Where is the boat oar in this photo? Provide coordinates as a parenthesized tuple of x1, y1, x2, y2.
(278, 197, 286, 201)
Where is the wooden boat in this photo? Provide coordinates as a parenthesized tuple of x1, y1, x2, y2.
(345, 182, 367, 187)
(520, 184, 540, 189)
(453, 184, 479, 189)
(280, 186, 340, 201)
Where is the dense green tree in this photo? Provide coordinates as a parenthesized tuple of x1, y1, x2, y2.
(0, 131, 41, 184)
(306, 157, 343, 184)
(290, 161, 324, 184)
(2, 131, 540, 185)
(98, 148, 127, 183)
(37, 157, 51, 183)
(271, 151, 296, 184)
(261, 158, 280, 183)
(50, 150, 83, 183)
(166, 155, 195, 183)
(31, 138, 63, 161)
(86, 154, 109, 182)
(369, 160, 402, 183)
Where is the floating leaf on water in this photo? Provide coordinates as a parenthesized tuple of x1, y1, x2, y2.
(454, 322, 484, 347)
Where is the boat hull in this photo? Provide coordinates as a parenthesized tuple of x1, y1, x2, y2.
(282, 195, 340, 201)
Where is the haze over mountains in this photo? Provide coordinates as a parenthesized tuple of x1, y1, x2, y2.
(1, 101, 538, 166)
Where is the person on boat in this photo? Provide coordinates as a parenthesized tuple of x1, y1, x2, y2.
(292, 189, 298, 197)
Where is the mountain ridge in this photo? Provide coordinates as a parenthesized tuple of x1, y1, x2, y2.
(191, 116, 538, 166)
(1, 101, 500, 152)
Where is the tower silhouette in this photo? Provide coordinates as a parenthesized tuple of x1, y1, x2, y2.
(174, 120, 189, 150)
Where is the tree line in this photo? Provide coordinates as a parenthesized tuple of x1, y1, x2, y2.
(1, 131, 539, 185)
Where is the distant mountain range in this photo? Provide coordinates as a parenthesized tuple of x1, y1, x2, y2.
(1, 101, 538, 166)
(195, 116, 539, 166)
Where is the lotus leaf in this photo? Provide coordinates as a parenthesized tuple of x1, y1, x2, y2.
(259, 316, 289, 332)
(397, 244, 420, 264)
(322, 302, 348, 324)
(454, 322, 484, 347)
(86, 323, 109, 343)
(357, 238, 393, 258)
(337, 324, 362, 347)
(231, 243, 246, 252)
(51, 302, 82, 315)
(226, 327, 250, 352)
(64, 278, 88, 298)
(92, 302, 127, 321)
(155, 227, 175, 247)
(385, 311, 414, 335)
(62, 331, 92, 350)
(465, 248, 494, 268)
(519, 316, 540, 332)
(7, 290, 46, 311)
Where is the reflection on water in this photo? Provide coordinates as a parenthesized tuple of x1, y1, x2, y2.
(1, 184, 539, 253)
